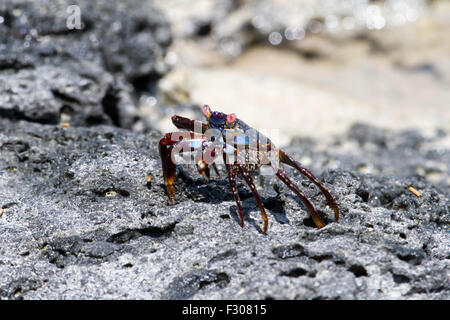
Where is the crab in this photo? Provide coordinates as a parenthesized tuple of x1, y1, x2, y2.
(158, 105, 339, 234)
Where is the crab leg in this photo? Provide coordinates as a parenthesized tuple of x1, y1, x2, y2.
(197, 159, 222, 181)
(238, 165, 268, 234)
(159, 129, 226, 200)
(275, 168, 325, 229)
(211, 163, 221, 179)
(159, 134, 178, 202)
(159, 131, 205, 202)
(196, 161, 211, 182)
(225, 162, 245, 228)
(279, 150, 339, 222)
(195, 139, 223, 181)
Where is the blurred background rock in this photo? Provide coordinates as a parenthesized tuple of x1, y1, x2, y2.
(1, 0, 448, 145)
(148, 0, 450, 146)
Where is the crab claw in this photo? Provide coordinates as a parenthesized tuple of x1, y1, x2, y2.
(159, 134, 177, 202)
(171, 115, 208, 133)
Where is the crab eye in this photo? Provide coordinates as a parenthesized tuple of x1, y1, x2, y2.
(202, 105, 211, 118)
(227, 113, 236, 124)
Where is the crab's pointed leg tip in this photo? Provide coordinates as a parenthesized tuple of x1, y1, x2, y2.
(167, 187, 176, 204)
(315, 219, 325, 229)
(333, 207, 340, 222)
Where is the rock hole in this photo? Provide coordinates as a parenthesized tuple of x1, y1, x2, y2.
(2, 202, 18, 209)
(101, 86, 120, 127)
(310, 254, 333, 262)
(94, 188, 130, 198)
(396, 253, 422, 266)
(356, 188, 369, 202)
(131, 73, 160, 96)
(134, 19, 149, 33)
(393, 273, 410, 284)
(51, 89, 80, 104)
(199, 272, 229, 290)
(209, 249, 237, 264)
(86, 115, 107, 126)
(348, 264, 368, 277)
(103, 132, 114, 140)
(116, 189, 130, 197)
(59, 104, 74, 123)
(272, 243, 304, 259)
(263, 197, 284, 214)
(13, 288, 22, 298)
(303, 217, 318, 228)
(107, 223, 176, 243)
(141, 210, 153, 219)
(196, 22, 212, 37)
(280, 267, 308, 278)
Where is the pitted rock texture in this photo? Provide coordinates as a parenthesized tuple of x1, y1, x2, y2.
(0, 62, 136, 127)
(0, 0, 172, 128)
(0, 119, 448, 299)
(0, 0, 171, 79)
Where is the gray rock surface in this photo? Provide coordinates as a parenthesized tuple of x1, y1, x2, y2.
(0, 0, 171, 128)
(0, 0, 171, 79)
(0, 62, 136, 127)
(0, 119, 448, 299)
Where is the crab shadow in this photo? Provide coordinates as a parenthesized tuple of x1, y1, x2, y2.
(178, 172, 292, 233)
(176, 167, 333, 231)
(228, 195, 290, 234)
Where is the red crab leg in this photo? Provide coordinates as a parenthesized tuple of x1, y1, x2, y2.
(275, 168, 325, 229)
(195, 140, 222, 182)
(238, 165, 268, 234)
(279, 150, 339, 222)
(211, 163, 221, 179)
(225, 163, 245, 228)
(159, 131, 204, 202)
(196, 161, 211, 182)
(197, 161, 223, 182)
(159, 135, 177, 202)
(195, 137, 226, 181)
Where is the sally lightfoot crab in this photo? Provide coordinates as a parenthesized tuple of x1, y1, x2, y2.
(158, 105, 339, 234)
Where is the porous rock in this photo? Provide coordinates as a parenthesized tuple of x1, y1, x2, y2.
(0, 0, 172, 128)
(0, 119, 448, 299)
